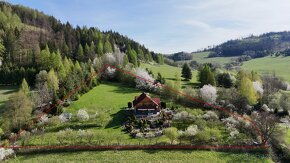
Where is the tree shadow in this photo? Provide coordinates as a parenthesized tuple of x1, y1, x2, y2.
(182, 82, 200, 89)
(105, 108, 127, 129)
(46, 123, 100, 132)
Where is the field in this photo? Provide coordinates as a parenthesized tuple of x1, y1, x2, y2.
(242, 56, 290, 82)
(175, 52, 238, 66)
(140, 63, 198, 88)
(25, 82, 168, 146)
(0, 86, 17, 115)
(10, 81, 273, 162)
(9, 150, 272, 163)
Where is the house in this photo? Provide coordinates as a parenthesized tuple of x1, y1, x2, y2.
(132, 92, 161, 117)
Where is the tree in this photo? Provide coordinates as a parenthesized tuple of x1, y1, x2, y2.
(123, 55, 129, 67)
(197, 65, 216, 86)
(127, 48, 138, 66)
(4, 89, 32, 131)
(97, 40, 104, 57)
(20, 78, 30, 95)
(104, 40, 113, 54)
(164, 127, 178, 144)
(238, 74, 258, 105)
(156, 72, 165, 84)
(0, 128, 4, 141)
(216, 72, 233, 88)
(251, 112, 279, 144)
(77, 44, 84, 61)
(135, 68, 160, 92)
(200, 85, 217, 104)
(47, 69, 59, 95)
(181, 63, 192, 81)
(39, 45, 51, 70)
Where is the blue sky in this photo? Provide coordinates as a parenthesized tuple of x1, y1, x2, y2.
(8, 0, 290, 54)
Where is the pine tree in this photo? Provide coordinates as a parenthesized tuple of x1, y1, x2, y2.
(123, 55, 129, 66)
(104, 40, 113, 54)
(127, 48, 138, 66)
(77, 44, 84, 61)
(198, 65, 216, 86)
(48, 69, 59, 95)
(20, 78, 30, 95)
(40, 45, 51, 70)
(97, 40, 104, 57)
(181, 63, 192, 81)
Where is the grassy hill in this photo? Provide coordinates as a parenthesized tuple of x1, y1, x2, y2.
(191, 52, 238, 65)
(171, 52, 237, 66)
(10, 82, 272, 162)
(140, 63, 198, 88)
(0, 86, 17, 113)
(242, 56, 290, 82)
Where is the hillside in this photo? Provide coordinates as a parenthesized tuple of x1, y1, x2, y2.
(210, 32, 290, 58)
(242, 56, 290, 81)
(0, 1, 164, 85)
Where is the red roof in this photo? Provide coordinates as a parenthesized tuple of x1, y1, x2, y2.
(133, 92, 160, 106)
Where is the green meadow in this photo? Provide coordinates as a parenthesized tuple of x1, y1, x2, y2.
(242, 56, 290, 82)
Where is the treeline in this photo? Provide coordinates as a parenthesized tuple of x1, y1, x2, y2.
(167, 52, 192, 61)
(0, 2, 164, 85)
(208, 32, 290, 58)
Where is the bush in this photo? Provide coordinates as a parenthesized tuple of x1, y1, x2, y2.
(47, 116, 61, 126)
(163, 127, 178, 144)
(202, 111, 218, 121)
(194, 127, 223, 145)
(0, 148, 14, 161)
(77, 109, 90, 122)
(200, 84, 217, 104)
(77, 129, 94, 144)
(56, 128, 76, 145)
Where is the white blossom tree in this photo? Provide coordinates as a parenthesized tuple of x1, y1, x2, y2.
(185, 125, 199, 136)
(105, 67, 116, 79)
(202, 111, 218, 121)
(135, 68, 160, 92)
(253, 81, 264, 95)
(0, 148, 14, 161)
(77, 109, 90, 122)
(200, 84, 217, 104)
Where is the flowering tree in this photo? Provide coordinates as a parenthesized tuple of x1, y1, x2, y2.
(0, 148, 14, 161)
(200, 84, 217, 104)
(253, 81, 264, 95)
(105, 67, 116, 79)
(135, 68, 160, 92)
(77, 109, 90, 122)
(202, 111, 218, 121)
(185, 125, 199, 136)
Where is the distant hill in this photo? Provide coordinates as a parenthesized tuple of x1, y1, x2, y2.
(209, 32, 290, 58)
(167, 51, 193, 61)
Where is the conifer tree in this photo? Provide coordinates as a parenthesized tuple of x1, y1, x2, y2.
(104, 40, 113, 54)
(97, 40, 104, 57)
(77, 44, 84, 60)
(20, 78, 30, 95)
(181, 63, 192, 81)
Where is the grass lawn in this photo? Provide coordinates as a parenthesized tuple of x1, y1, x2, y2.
(140, 63, 198, 88)
(0, 86, 17, 117)
(242, 56, 290, 82)
(26, 82, 169, 146)
(190, 52, 238, 65)
(10, 82, 273, 162)
(9, 150, 272, 163)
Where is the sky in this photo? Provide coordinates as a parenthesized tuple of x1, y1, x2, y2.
(7, 0, 290, 54)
